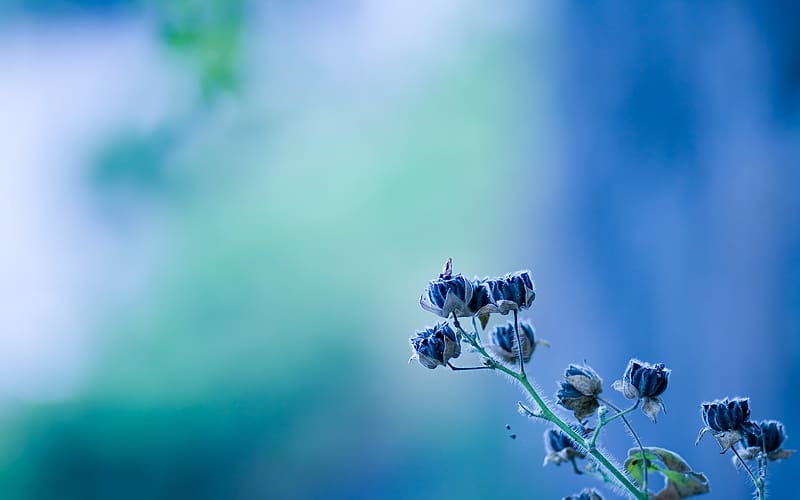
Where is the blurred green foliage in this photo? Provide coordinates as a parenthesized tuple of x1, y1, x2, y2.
(155, 0, 245, 99)
(89, 127, 176, 193)
(0, 2, 544, 499)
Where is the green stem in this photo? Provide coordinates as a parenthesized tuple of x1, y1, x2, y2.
(599, 397, 647, 493)
(731, 447, 764, 500)
(513, 309, 525, 376)
(591, 401, 638, 449)
(455, 324, 647, 500)
(471, 316, 482, 343)
(516, 375, 645, 499)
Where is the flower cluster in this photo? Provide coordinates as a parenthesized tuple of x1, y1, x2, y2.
(419, 258, 535, 319)
(695, 396, 794, 499)
(411, 259, 538, 370)
(696, 398, 755, 452)
(697, 397, 795, 464)
(407, 259, 791, 500)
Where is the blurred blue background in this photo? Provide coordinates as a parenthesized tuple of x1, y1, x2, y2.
(0, 1, 798, 499)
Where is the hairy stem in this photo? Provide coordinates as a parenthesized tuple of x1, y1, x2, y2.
(599, 397, 648, 493)
(591, 401, 638, 448)
(471, 316, 481, 343)
(454, 323, 647, 500)
(513, 309, 525, 376)
(447, 362, 492, 371)
(731, 446, 764, 500)
(515, 375, 645, 499)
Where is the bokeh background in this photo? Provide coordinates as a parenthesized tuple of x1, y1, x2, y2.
(1, 1, 798, 499)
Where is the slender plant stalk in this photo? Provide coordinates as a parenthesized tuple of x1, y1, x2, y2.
(591, 401, 638, 448)
(454, 323, 647, 500)
(471, 317, 480, 342)
(599, 397, 648, 493)
(513, 309, 525, 376)
(731, 446, 764, 500)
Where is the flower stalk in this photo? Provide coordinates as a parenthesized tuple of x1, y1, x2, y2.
(590, 401, 638, 449)
(598, 398, 648, 492)
(453, 322, 647, 500)
(410, 260, 773, 499)
(731, 446, 764, 500)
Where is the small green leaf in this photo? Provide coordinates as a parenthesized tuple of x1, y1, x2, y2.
(625, 447, 710, 499)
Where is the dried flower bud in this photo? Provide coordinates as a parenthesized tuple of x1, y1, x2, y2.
(702, 398, 751, 433)
(467, 277, 494, 316)
(696, 398, 756, 452)
(488, 321, 538, 363)
(543, 427, 587, 468)
(557, 363, 603, 421)
(409, 323, 461, 369)
(612, 359, 670, 421)
(742, 420, 784, 452)
(419, 270, 475, 318)
(476, 270, 536, 315)
(563, 489, 603, 500)
(737, 419, 796, 462)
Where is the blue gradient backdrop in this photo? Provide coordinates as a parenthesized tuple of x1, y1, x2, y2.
(0, 1, 797, 499)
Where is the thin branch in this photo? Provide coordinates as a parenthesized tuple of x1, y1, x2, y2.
(731, 446, 763, 500)
(599, 397, 648, 493)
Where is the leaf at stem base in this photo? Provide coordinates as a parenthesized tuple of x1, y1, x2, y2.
(624, 447, 710, 499)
